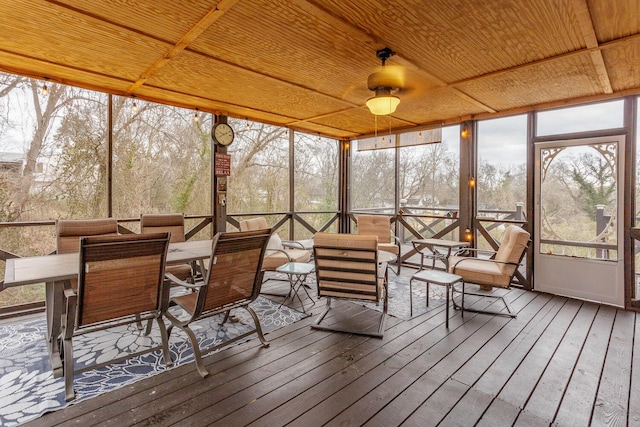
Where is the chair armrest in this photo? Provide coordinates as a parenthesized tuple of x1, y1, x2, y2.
(453, 247, 497, 257)
(282, 240, 305, 250)
(450, 256, 520, 271)
(265, 248, 293, 262)
(165, 272, 206, 290)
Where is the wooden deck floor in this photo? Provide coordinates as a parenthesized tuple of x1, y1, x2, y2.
(23, 273, 640, 427)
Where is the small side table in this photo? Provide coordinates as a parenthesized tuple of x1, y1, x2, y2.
(410, 269, 463, 328)
(275, 262, 315, 312)
(412, 238, 470, 271)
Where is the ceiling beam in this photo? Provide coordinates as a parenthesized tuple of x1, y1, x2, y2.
(570, 0, 613, 94)
(125, 0, 241, 94)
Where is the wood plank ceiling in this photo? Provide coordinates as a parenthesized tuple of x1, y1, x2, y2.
(0, 0, 639, 139)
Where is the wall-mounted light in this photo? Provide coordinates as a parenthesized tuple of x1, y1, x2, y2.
(41, 78, 48, 96)
(468, 176, 475, 188)
(465, 228, 473, 242)
(131, 95, 138, 113)
(461, 128, 469, 138)
(193, 108, 199, 123)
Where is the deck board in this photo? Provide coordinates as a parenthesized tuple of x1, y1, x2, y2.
(21, 275, 640, 427)
(591, 308, 635, 426)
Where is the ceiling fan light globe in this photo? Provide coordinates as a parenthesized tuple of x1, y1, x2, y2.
(366, 94, 400, 115)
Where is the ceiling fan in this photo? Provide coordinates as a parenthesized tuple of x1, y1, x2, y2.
(366, 47, 404, 115)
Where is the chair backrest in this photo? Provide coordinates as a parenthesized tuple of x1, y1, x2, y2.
(239, 217, 270, 231)
(76, 232, 170, 328)
(494, 225, 530, 275)
(194, 228, 271, 317)
(141, 213, 186, 243)
(313, 232, 381, 302)
(56, 218, 119, 254)
(239, 217, 282, 250)
(356, 215, 391, 244)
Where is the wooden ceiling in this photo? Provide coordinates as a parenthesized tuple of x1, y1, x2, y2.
(1, 0, 639, 139)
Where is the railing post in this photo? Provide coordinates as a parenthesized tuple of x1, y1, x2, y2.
(595, 204, 606, 259)
(515, 202, 524, 221)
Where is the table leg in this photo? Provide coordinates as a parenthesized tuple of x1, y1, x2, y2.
(445, 283, 450, 328)
(46, 280, 65, 378)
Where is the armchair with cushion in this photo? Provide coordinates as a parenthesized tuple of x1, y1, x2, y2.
(60, 232, 173, 401)
(356, 214, 401, 274)
(312, 232, 387, 338)
(239, 217, 311, 271)
(448, 225, 530, 317)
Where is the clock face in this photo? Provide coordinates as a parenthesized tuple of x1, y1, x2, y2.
(212, 123, 235, 146)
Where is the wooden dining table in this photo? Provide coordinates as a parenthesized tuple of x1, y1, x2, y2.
(3, 239, 213, 378)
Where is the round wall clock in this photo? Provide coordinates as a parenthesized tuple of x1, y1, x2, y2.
(212, 122, 235, 146)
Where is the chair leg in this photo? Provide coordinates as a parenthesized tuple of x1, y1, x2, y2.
(452, 283, 516, 318)
(182, 324, 209, 378)
(311, 297, 386, 338)
(164, 312, 208, 378)
(63, 334, 75, 401)
(144, 318, 154, 336)
(154, 315, 173, 367)
(220, 310, 231, 325)
(243, 306, 270, 347)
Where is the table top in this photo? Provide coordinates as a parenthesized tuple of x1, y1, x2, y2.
(378, 250, 397, 263)
(413, 238, 470, 248)
(276, 262, 315, 275)
(4, 239, 213, 288)
(412, 269, 463, 284)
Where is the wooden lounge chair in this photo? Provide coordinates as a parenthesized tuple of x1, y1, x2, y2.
(356, 214, 401, 274)
(141, 213, 197, 282)
(449, 225, 530, 317)
(164, 228, 272, 378)
(312, 232, 388, 338)
(60, 232, 172, 401)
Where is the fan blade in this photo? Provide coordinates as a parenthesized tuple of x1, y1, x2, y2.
(367, 65, 405, 90)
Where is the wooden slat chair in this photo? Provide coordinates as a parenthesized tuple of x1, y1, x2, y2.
(60, 232, 172, 401)
(140, 213, 197, 282)
(356, 214, 402, 274)
(312, 232, 388, 338)
(448, 225, 530, 317)
(164, 228, 272, 378)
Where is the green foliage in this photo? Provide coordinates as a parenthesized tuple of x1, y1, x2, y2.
(569, 155, 615, 218)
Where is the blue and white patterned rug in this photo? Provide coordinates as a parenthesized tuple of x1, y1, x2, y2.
(0, 296, 307, 426)
(269, 269, 447, 321)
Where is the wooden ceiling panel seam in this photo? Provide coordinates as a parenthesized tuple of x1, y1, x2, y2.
(181, 48, 362, 109)
(127, 0, 241, 94)
(135, 82, 367, 138)
(446, 32, 640, 93)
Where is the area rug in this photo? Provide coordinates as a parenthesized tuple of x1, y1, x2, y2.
(0, 296, 307, 426)
(265, 269, 447, 321)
